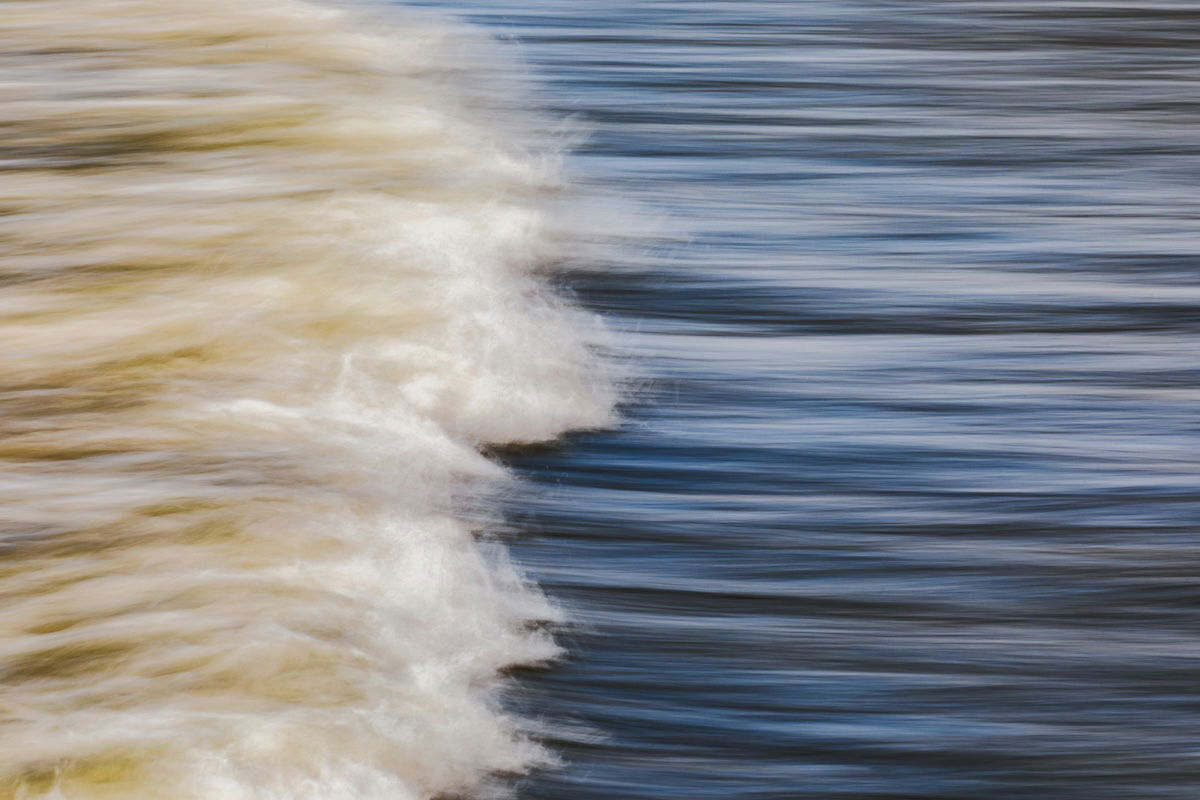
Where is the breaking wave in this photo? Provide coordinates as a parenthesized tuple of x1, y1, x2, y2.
(0, 1, 614, 797)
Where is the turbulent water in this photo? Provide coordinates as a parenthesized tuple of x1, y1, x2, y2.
(0, 2, 614, 797)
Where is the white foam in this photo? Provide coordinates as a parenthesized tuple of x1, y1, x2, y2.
(0, 1, 615, 796)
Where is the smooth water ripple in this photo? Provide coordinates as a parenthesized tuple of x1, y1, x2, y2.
(421, 2, 1200, 799)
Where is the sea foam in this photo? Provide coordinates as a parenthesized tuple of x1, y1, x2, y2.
(0, 1, 614, 797)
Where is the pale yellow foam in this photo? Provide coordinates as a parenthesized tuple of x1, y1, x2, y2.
(0, 1, 614, 797)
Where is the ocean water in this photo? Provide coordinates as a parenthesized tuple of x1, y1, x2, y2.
(3, 1, 1199, 799)
(416, 2, 1199, 800)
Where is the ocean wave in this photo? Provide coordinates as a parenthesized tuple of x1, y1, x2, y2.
(0, 1, 615, 797)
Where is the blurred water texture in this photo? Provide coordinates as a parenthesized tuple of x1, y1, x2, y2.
(421, 2, 1200, 798)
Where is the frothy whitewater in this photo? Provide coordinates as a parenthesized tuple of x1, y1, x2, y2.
(0, 1, 615, 797)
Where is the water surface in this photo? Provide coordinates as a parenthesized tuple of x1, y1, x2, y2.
(2, 0, 1198, 798)
(422, 2, 1200, 798)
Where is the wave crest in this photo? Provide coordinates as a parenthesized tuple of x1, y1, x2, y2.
(0, 1, 614, 797)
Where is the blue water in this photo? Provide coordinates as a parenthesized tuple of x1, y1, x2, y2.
(420, 2, 1200, 799)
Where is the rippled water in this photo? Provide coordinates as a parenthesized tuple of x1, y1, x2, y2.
(418, 2, 1200, 799)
